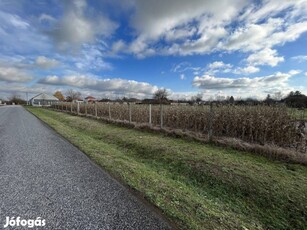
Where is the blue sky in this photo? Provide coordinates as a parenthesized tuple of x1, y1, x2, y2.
(0, 0, 307, 100)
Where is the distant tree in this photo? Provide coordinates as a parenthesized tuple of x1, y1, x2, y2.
(153, 88, 169, 104)
(294, 91, 302, 96)
(229, 96, 235, 104)
(99, 98, 111, 102)
(264, 94, 275, 105)
(245, 97, 260, 105)
(53, 91, 65, 101)
(284, 91, 307, 108)
(66, 89, 81, 102)
(215, 95, 226, 101)
(273, 91, 283, 101)
(190, 93, 203, 105)
(8, 94, 26, 105)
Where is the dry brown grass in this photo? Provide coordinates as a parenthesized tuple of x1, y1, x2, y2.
(51, 102, 306, 158)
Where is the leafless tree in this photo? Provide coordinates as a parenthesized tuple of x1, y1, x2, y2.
(153, 88, 169, 103)
(66, 89, 81, 102)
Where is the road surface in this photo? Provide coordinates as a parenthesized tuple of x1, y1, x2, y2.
(0, 106, 171, 229)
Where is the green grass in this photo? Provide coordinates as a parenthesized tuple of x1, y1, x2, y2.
(27, 107, 307, 230)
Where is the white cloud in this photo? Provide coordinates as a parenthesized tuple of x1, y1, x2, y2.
(39, 14, 56, 23)
(118, 0, 307, 58)
(165, 27, 197, 41)
(38, 74, 159, 98)
(50, 0, 117, 51)
(73, 44, 112, 70)
(0, 66, 32, 82)
(171, 62, 201, 73)
(35, 56, 59, 69)
(292, 55, 307, 63)
(288, 69, 301, 75)
(180, 74, 186, 80)
(233, 66, 260, 75)
(206, 61, 259, 75)
(192, 71, 300, 96)
(246, 48, 284, 67)
(223, 18, 284, 52)
(126, 0, 247, 56)
(305, 72, 307, 77)
(131, 0, 245, 39)
(206, 61, 233, 74)
(208, 61, 232, 70)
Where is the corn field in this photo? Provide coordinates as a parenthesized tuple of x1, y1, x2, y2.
(50, 102, 306, 152)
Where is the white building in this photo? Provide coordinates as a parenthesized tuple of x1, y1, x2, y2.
(29, 93, 59, 106)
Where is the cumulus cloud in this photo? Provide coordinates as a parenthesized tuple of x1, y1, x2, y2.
(131, 0, 245, 39)
(233, 66, 260, 75)
(246, 48, 284, 67)
(35, 56, 59, 69)
(118, 0, 307, 58)
(206, 61, 233, 74)
(208, 61, 232, 70)
(126, 0, 247, 56)
(0, 66, 33, 82)
(223, 18, 284, 52)
(192, 70, 299, 91)
(38, 74, 159, 98)
(50, 0, 117, 51)
(206, 61, 259, 75)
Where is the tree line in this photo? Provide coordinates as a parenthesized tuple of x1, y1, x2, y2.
(2, 89, 307, 108)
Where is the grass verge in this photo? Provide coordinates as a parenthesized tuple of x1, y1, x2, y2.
(27, 107, 307, 230)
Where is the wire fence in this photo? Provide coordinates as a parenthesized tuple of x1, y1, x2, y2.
(49, 102, 306, 153)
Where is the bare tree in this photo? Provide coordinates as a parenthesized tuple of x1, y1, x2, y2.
(153, 88, 169, 103)
(191, 93, 203, 104)
(273, 91, 283, 101)
(66, 89, 81, 102)
(8, 94, 26, 105)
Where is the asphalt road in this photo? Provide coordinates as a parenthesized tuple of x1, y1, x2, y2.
(0, 106, 171, 229)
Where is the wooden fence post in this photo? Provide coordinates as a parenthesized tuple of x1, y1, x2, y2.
(149, 104, 152, 126)
(129, 103, 132, 123)
(77, 102, 80, 115)
(108, 103, 111, 120)
(208, 103, 213, 142)
(95, 103, 98, 118)
(160, 104, 163, 128)
(71, 102, 73, 113)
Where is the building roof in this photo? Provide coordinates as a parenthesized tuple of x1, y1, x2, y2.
(85, 96, 96, 99)
(30, 93, 59, 101)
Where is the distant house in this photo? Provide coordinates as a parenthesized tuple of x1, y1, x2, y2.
(72, 98, 84, 103)
(29, 93, 59, 106)
(84, 96, 96, 103)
